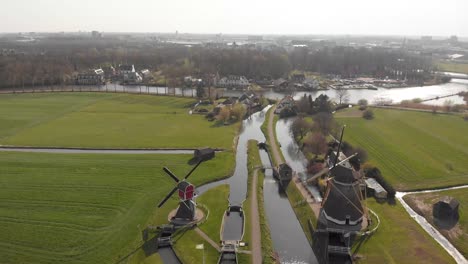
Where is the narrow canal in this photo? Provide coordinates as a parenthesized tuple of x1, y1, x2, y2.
(275, 118, 322, 201)
(198, 106, 317, 263)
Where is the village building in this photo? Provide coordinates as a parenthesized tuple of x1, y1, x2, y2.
(118, 64, 136, 79)
(365, 178, 387, 199)
(123, 72, 143, 84)
(303, 78, 320, 90)
(291, 73, 306, 83)
(194, 148, 215, 161)
(274, 96, 295, 114)
(139, 69, 152, 80)
(101, 66, 116, 80)
(215, 75, 250, 89)
(76, 69, 105, 85)
(273, 78, 289, 91)
(433, 196, 460, 226)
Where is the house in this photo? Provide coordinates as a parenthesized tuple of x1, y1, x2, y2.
(123, 72, 142, 84)
(273, 78, 289, 90)
(76, 69, 105, 85)
(303, 78, 319, 90)
(101, 66, 116, 80)
(118, 64, 135, 79)
(291, 73, 305, 83)
(139, 69, 152, 80)
(184, 76, 203, 87)
(433, 197, 459, 224)
(274, 96, 295, 114)
(194, 148, 215, 161)
(216, 75, 249, 89)
(365, 178, 387, 199)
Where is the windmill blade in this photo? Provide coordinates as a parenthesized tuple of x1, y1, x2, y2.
(158, 186, 178, 208)
(305, 153, 358, 184)
(184, 160, 203, 180)
(333, 125, 346, 167)
(163, 167, 180, 183)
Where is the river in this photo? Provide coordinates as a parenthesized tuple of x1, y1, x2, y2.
(3, 73, 467, 106)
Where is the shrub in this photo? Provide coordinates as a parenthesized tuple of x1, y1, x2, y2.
(464, 114, 468, 121)
(362, 109, 374, 120)
(307, 160, 325, 175)
(358, 105, 367, 111)
(358, 99, 368, 106)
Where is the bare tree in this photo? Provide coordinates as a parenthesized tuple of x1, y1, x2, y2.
(290, 117, 311, 141)
(335, 87, 350, 105)
(304, 132, 328, 158)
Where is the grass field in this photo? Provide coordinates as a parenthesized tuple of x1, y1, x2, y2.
(247, 140, 275, 264)
(0, 151, 234, 264)
(0, 93, 239, 149)
(355, 199, 455, 263)
(437, 62, 468, 75)
(336, 108, 468, 190)
(404, 188, 467, 258)
(197, 185, 230, 244)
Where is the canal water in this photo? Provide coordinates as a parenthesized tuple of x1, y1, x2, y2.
(275, 118, 322, 201)
(197, 106, 316, 263)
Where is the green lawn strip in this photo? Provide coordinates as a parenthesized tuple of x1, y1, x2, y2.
(354, 199, 455, 264)
(247, 140, 275, 263)
(337, 108, 468, 190)
(173, 229, 219, 264)
(0, 151, 233, 264)
(437, 62, 468, 75)
(285, 182, 317, 245)
(404, 188, 467, 258)
(261, 105, 285, 166)
(197, 185, 230, 244)
(0, 93, 239, 149)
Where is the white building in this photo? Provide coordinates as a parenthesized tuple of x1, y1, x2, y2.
(76, 69, 105, 85)
(216, 75, 250, 88)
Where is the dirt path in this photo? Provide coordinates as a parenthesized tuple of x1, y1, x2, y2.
(266, 105, 321, 218)
(266, 105, 284, 165)
(250, 169, 262, 264)
(194, 227, 220, 252)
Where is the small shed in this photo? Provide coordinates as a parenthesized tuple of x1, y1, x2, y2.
(278, 163, 293, 181)
(194, 148, 215, 161)
(365, 178, 388, 199)
(433, 196, 459, 223)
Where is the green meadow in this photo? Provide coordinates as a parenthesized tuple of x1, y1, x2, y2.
(0, 151, 234, 263)
(0, 93, 238, 149)
(355, 199, 454, 263)
(336, 108, 468, 190)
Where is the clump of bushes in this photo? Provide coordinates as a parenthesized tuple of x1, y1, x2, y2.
(358, 99, 368, 110)
(362, 109, 374, 120)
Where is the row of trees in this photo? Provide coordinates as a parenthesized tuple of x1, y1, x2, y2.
(0, 40, 435, 88)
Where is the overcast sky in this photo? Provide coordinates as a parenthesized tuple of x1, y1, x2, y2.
(2, 0, 467, 37)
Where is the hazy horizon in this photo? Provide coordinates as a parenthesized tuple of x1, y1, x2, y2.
(2, 0, 468, 37)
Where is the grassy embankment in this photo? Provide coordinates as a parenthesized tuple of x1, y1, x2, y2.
(247, 140, 275, 264)
(262, 107, 317, 245)
(0, 93, 239, 149)
(171, 184, 230, 264)
(336, 107, 468, 191)
(354, 199, 455, 264)
(0, 92, 241, 263)
(404, 188, 467, 258)
(260, 105, 284, 167)
(0, 151, 234, 264)
(437, 62, 468, 75)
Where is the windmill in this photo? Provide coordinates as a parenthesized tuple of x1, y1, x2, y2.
(158, 160, 203, 225)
